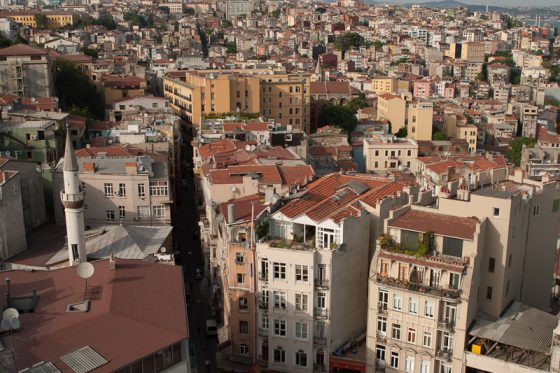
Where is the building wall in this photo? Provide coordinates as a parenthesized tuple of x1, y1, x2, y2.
(377, 96, 405, 134)
(406, 101, 433, 142)
(363, 139, 418, 172)
(0, 54, 53, 98)
(372, 78, 397, 94)
(0, 173, 27, 258)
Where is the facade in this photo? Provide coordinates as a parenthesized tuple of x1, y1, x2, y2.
(163, 70, 311, 132)
(0, 44, 54, 98)
(377, 94, 405, 135)
(406, 101, 433, 142)
(0, 166, 26, 259)
(372, 77, 397, 94)
(0, 11, 81, 29)
(363, 136, 418, 173)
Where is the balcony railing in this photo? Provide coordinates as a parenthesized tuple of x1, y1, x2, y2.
(258, 272, 268, 282)
(258, 299, 269, 310)
(376, 274, 462, 300)
(377, 302, 388, 314)
(314, 336, 327, 345)
(437, 319, 456, 331)
(314, 363, 326, 372)
(314, 308, 329, 319)
(376, 331, 387, 343)
(314, 279, 329, 289)
(258, 327, 269, 337)
(436, 348, 454, 362)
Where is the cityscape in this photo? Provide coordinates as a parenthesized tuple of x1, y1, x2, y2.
(0, 0, 559, 372)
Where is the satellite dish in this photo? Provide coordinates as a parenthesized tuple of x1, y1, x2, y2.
(161, 247, 167, 253)
(1, 319, 10, 331)
(3, 308, 19, 321)
(77, 262, 95, 279)
(245, 144, 251, 151)
(10, 318, 20, 330)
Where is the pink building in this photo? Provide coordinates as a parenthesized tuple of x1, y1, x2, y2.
(413, 80, 433, 99)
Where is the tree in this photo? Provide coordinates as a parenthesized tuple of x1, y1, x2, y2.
(506, 137, 537, 166)
(372, 40, 383, 49)
(225, 41, 237, 54)
(184, 7, 195, 15)
(432, 131, 447, 141)
(80, 45, 99, 59)
(81, 14, 117, 30)
(270, 9, 281, 18)
(346, 96, 368, 112)
(34, 14, 49, 29)
(395, 127, 408, 138)
(221, 20, 232, 28)
(124, 12, 148, 27)
(334, 32, 364, 55)
(54, 59, 104, 119)
(0, 34, 13, 48)
(318, 104, 358, 134)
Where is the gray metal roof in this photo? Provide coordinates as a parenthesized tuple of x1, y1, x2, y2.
(47, 225, 172, 265)
(26, 362, 61, 373)
(60, 346, 107, 373)
(469, 302, 559, 355)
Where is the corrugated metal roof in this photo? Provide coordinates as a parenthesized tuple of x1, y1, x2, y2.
(27, 362, 61, 373)
(60, 346, 107, 373)
(470, 302, 559, 355)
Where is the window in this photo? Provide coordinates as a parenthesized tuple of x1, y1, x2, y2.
(118, 183, 126, 197)
(533, 204, 540, 216)
(393, 294, 402, 310)
(425, 301, 434, 318)
(398, 264, 408, 281)
(106, 210, 115, 222)
(420, 360, 430, 373)
(407, 328, 416, 343)
(138, 183, 145, 197)
(493, 207, 500, 216)
(553, 199, 560, 212)
(401, 230, 421, 250)
(380, 261, 389, 276)
(237, 273, 245, 285)
(149, 181, 168, 196)
(487, 286, 493, 300)
(317, 292, 326, 309)
(405, 356, 414, 373)
(236, 252, 245, 264)
(377, 316, 387, 334)
(442, 237, 463, 257)
(261, 315, 269, 329)
(442, 331, 454, 352)
(376, 345, 385, 362)
(274, 291, 287, 309)
(240, 344, 249, 355)
(429, 269, 440, 288)
(240, 321, 249, 334)
(273, 346, 286, 362)
(153, 205, 165, 219)
(422, 331, 432, 347)
(390, 352, 399, 368)
(379, 290, 388, 310)
(295, 293, 308, 311)
(104, 183, 114, 197)
(449, 273, 460, 289)
(137, 206, 150, 219)
(441, 364, 452, 373)
(273, 319, 286, 336)
(239, 297, 248, 310)
(392, 324, 401, 340)
(119, 206, 125, 219)
(295, 350, 307, 367)
(488, 257, 495, 273)
(273, 262, 286, 279)
(409, 297, 418, 314)
(295, 265, 309, 282)
(295, 322, 308, 340)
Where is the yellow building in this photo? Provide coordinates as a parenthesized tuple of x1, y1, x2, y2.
(163, 69, 311, 131)
(372, 77, 397, 94)
(377, 93, 405, 134)
(444, 113, 478, 153)
(406, 100, 433, 141)
(445, 42, 485, 63)
(0, 11, 81, 29)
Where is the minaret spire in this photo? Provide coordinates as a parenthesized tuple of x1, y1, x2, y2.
(60, 127, 87, 265)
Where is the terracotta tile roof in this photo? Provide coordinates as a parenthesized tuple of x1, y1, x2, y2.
(75, 145, 141, 158)
(89, 120, 117, 131)
(1, 259, 188, 371)
(278, 164, 315, 186)
(219, 194, 267, 223)
(310, 81, 351, 95)
(0, 95, 19, 105)
(538, 125, 560, 144)
(243, 122, 270, 131)
(0, 44, 47, 56)
(102, 75, 144, 88)
(199, 139, 243, 159)
(389, 209, 479, 240)
(67, 115, 86, 129)
(426, 160, 464, 174)
(378, 93, 400, 100)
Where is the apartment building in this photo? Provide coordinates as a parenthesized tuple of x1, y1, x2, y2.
(377, 93, 405, 134)
(53, 145, 172, 227)
(443, 113, 478, 153)
(363, 136, 418, 173)
(254, 173, 411, 372)
(406, 101, 433, 142)
(163, 70, 311, 132)
(0, 44, 54, 98)
(0, 166, 27, 258)
(372, 77, 397, 94)
(367, 172, 560, 373)
(0, 11, 81, 29)
(520, 103, 539, 138)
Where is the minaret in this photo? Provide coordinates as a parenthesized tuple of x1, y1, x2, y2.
(60, 127, 87, 265)
(314, 59, 324, 81)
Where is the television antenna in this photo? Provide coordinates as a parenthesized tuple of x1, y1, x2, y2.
(77, 262, 95, 293)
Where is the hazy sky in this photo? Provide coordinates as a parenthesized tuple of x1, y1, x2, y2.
(374, 0, 560, 7)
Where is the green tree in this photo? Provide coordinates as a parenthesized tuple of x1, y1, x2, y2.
(221, 20, 232, 28)
(54, 59, 104, 119)
(395, 127, 408, 138)
(184, 7, 195, 15)
(318, 104, 358, 134)
(124, 12, 148, 27)
(270, 9, 281, 18)
(0, 34, 13, 48)
(346, 96, 368, 112)
(334, 32, 364, 54)
(225, 41, 237, 54)
(506, 137, 537, 166)
(432, 131, 447, 141)
(34, 14, 49, 29)
(80, 45, 99, 58)
(372, 40, 383, 49)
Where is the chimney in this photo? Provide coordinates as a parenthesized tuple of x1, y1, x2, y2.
(109, 253, 116, 270)
(83, 162, 96, 173)
(264, 186, 275, 204)
(125, 162, 137, 175)
(227, 204, 236, 224)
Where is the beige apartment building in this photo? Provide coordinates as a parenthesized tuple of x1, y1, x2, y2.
(377, 93, 406, 134)
(407, 101, 433, 141)
(367, 172, 560, 372)
(443, 113, 478, 153)
(163, 70, 311, 132)
(53, 146, 172, 227)
(363, 136, 418, 172)
(372, 77, 398, 94)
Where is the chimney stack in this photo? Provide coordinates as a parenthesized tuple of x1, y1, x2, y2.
(227, 204, 236, 224)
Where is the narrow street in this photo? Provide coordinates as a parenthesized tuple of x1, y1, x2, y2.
(175, 123, 218, 372)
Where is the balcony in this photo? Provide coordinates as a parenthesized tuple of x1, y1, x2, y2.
(376, 274, 462, 301)
(314, 308, 329, 319)
(437, 319, 456, 331)
(436, 348, 454, 362)
(258, 327, 269, 337)
(258, 299, 269, 310)
(314, 279, 329, 289)
(258, 272, 268, 282)
(377, 302, 388, 314)
(235, 258, 245, 265)
(257, 355, 268, 367)
(314, 336, 327, 345)
(376, 331, 387, 343)
(314, 363, 326, 372)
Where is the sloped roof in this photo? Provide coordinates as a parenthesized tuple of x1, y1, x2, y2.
(389, 209, 479, 240)
(0, 44, 47, 56)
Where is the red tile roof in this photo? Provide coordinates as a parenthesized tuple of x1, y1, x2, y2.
(1, 259, 188, 371)
(389, 209, 479, 240)
(75, 145, 141, 157)
(0, 44, 47, 56)
(310, 81, 352, 95)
